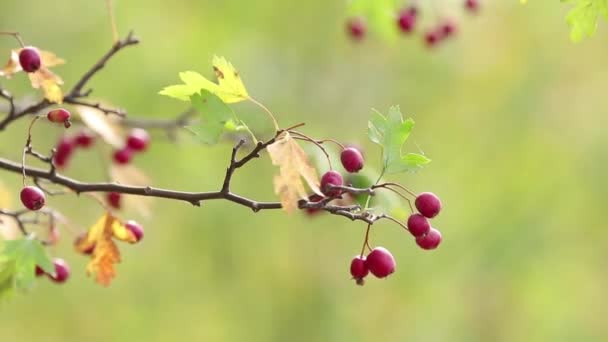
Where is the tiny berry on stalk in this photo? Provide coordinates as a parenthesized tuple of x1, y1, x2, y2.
(397, 7, 417, 33)
(350, 255, 369, 285)
(305, 194, 325, 216)
(320, 170, 344, 197)
(126, 128, 150, 152)
(366, 247, 396, 278)
(107, 192, 121, 209)
(465, 0, 480, 13)
(74, 130, 95, 148)
(18, 47, 41, 73)
(340, 147, 364, 173)
(125, 220, 144, 243)
(346, 17, 366, 40)
(113, 148, 133, 165)
(47, 108, 72, 128)
(415, 192, 442, 218)
(440, 21, 457, 38)
(407, 213, 431, 237)
(20, 186, 46, 211)
(49, 258, 70, 283)
(416, 228, 442, 250)
(424, 30, 441, 47)
(53, 136, 75, 169)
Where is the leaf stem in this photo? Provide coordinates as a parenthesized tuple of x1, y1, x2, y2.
(248, 96, 280, 131)
(0, 31, 25, 47)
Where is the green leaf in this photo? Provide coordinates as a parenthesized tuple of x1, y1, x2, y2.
(368, 106, 430, 174)
(565, 0, 608, 41)
(1, 238, 54, 292)
(190, 90, 243, 144)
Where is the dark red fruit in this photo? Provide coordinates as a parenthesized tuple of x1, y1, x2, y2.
(20, 186, 45, 211)
(350, 255, 369, 285)
(53, 136, 75, 169)
(440, 21, 457, 38)
(107, 192, 121, 209)
(18, 47, 41, 73)
(74, 232, 95, 255)
(125, 220, 144, 243)
(416, 228, 442, 250)
(47, 108, 71, 128)
(49, 258, 70, 283)
(305, 194, 325, 216)
(465, 0, 480, 13)
(407, 213, 431, 237)
(366, 247, 396, 278)
(126, 128, 150, 152)
(74, 130, 95, 148)
(415, 192, 442, 218)
(320, 170, 344, 196)
(113, 148, 133, 165)
(424, 30, 441, 47)
(397, 7, 417, 33)
(340, 147, 364, 173)
(35, 265, 45, 277)
(346, 17, 366, 40)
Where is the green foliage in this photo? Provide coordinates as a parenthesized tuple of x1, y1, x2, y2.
(368, 106, 430, 174)
(564, 0, 608, 41)
(0, 237, 54, 299)
(190, 90, 247, 144)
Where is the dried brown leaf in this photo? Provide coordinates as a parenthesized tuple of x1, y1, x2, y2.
(76, 105, 125, 148)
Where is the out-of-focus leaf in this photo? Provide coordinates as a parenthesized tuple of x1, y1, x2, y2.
(565, 0, 608, 41)
(0, 238, 54, 293)
(76, 105, 124, 148)
(190, 90, 243, 144)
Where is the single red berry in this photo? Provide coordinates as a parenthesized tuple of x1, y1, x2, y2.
(47, 108, 71, 128)
(320, 170, 344, 197)
(346, 17, 366, 40)
(465, 0, 480, 13)
(407, 213, 431, 237)
(366, 247, 396, 278)
(125, 220, 144, 243)
(416, 228, 442, 250)
(340, 147, 364, 173)
(18, 47, 41, 73)
(35, 265, 45, 277)
(53, 136, 75, 169)
(126, 128, 150, 152)
(113, 148, 133, 165)
(305, 194, 325, 216)
(350, 255, 369, 285)
(20, 186, 46, 211)
(107, 192, 121, 209)
(440, 21, 457, 38)
(415, 192, 442, 218)
(74, 232, 95, 255)
(49, 258, 70, 284)
(424, 30, 441, 47)
(397, 8, 417, 33)
(74, 130, 95, 148)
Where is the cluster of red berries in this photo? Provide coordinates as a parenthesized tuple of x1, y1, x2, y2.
(112, 128, 150, 165)
(53, 129, 95, 169)
(346, 0, 481, 48)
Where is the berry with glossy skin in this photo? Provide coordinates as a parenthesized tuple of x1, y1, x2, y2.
(465, 0, 480, 13)
(18, 47, 41, 73)
(424, 30, 441, 47)
(407, 213, 431, 237)
(366, 247, 396, 278)
(340, 147, 364, 173)
(350, 255, 369, 285)
(47, 108, 71, 128)
(20, 186, 45, 210)
(415, 192, 442, 218)
(126, 128, 150, 152)
(49, 258, 70, 283)
(346, 17, 366, 40)
(113, 148, 133, 165)
(107, 191, 121, 209)
(320, 170, 344, 196)
(125, 220, 144, 243)
(305, 194, 325, 216)
(74, 130, 95, 148)
(416, 228, 442, 250)
(397, 7, 417, 33)
(53, 136, 75, 169)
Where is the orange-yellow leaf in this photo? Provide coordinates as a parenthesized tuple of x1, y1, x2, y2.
(267, 132, 322, 213)
(28, 68, 64, 103)
(0, 50, 21, 78)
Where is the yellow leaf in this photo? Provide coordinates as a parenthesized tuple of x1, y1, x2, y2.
(38, 50, 65, 68)
(0, 50, 21, 78)
(75, 213, 136, 286)
(211, 56, 249, 103)
(267, 132, 322, 213)
(28, 68, 64, 104)
(76, 105, 125, 148)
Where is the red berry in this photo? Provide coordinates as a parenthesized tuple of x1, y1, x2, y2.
(20, 186, 45, 211)
(49, 258, 70, 283)
(125, 220, 144, 243)
(113, 148, 133, 165)
(397, 8, 417, 33)
(126, 128, 150, 152)
(74, 130, 95, 148)
(366, 247, 396, 278)
(424, 30, 441, 47)
(415, 192, 442, 218)
(416, 228, 442, 250)
(440, 21, 457, 38)
(407, 213, 431, 237)
(340, 147, 364, 173)
(465, 0, 480, 13)
(320, 170, 344, 197)
(350, 255, 369, 285)
(346, 17, 366, 40)
(305, 194, 325, 216)
(107, 192, 121, 209)
(53, 136, 75, 169)
(18, 47, 41, 73)
(35, 265, 45, 277)
(47, 108, 71, 128)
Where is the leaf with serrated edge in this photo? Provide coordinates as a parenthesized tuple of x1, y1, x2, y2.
(267, 132, 322, 213)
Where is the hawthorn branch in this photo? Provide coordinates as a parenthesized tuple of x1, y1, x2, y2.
(0, 208, 58, 242)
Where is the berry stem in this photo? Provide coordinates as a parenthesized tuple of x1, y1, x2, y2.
(105, 0, 119, 44)
(21, 116, 41, 187)
(360, 223, 372, 257)
(248, 96, 280, 131)
(383, 182, 417, 197)
(291, 131, 333, 170)
(0, 31, 25, 48)
(379, 214, 410, 233)
(317, 138, 345, 150)
(363, 169, 385, 210)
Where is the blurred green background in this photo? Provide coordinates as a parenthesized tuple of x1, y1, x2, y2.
(1, 1, 608, 341)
